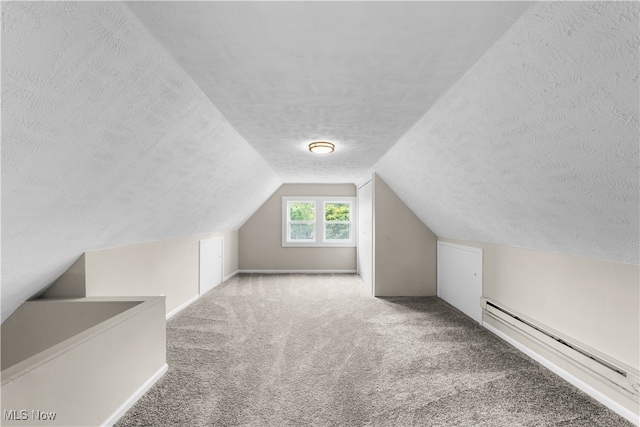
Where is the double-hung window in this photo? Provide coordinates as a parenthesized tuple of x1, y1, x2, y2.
(287, 200, 316, 242)
(323, 202, 351, 241)
(282, 196, 355, 247)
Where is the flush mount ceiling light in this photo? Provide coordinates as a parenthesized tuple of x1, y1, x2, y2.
(308, 141, 335, 154)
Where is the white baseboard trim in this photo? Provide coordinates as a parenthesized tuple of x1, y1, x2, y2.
(102, 363, 168, 426)
(483, 322, 640, 426)
(166, 294, 199, 320)
(224, 270, 240, 282)
(238, 269, 357, 274)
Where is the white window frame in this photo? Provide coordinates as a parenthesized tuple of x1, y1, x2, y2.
(322, 201, 352, 243)
(285, 199, 316, 243)
(282, 196, 356, 247)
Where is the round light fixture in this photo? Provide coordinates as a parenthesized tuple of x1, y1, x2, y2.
(308, 141, 335, 154)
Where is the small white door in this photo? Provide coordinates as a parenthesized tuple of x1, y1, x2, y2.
(199, 237, 223, 296)
(437, 241, 483, 323)
(357, 180, 373, 294)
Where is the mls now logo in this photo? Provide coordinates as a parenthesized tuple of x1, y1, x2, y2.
(3, 410, 28, 421)
(4, 409, 57, 421)
(32, 410, 57, 420)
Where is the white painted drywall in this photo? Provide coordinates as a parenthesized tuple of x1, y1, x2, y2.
(1, 297, 166, 427)
(3, 0, 637, 326)
(126, 1, 532, 183)
(1, 300, 140, 371)
(239, 184, 357, 271)
(373, 175, 438, 296)
(441, 238, 639, 372)
(84, 231, 238, 317)
(374, 2, 639, 265)
(2, 2, 281, 321)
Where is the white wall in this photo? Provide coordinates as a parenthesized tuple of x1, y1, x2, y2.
(2, 2, 281, 321)
(84, 231, 238, 317)
(373, 175, 438, 296)
(239, 184, 357, 271)
(441, 238, 639, 371)
(374, 2, 639, 265)
(1, 300, 140, 371)
(1, 297, 166, 427)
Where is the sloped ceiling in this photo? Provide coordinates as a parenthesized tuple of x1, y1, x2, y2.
(126, 1, 532, 183)
(1, 2, 281, 321)
(375, 1, 639, 264)
(2, 1, 638, 321)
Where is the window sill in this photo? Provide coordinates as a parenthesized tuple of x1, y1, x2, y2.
(282, 242, 356, 248)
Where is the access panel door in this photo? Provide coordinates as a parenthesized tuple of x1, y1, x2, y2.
(437, 241, 483, 323)
(199, 237, 223, 296)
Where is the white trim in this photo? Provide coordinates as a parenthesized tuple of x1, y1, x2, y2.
(224, 270, 240, 282)
(483, 322, 640, 426)
(166, 294, 199, 320)
(102, 363, 168, 427)
(238, 270, 357, 274)
(166, 271, 240, 321)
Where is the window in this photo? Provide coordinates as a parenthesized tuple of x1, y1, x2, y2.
(282, 196, 355, 247)
(324, 202, 351, 241)
(287, 201, 316, 242)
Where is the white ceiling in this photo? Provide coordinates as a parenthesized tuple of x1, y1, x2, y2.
(1, 2, 281, 321)
(2, 1, 638, 322)
(375, 1, 639, 264)
(126, 1, 533, 183)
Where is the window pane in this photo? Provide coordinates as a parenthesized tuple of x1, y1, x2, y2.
(325, 203, 350, 221)
(289, 202, 315, 221)
(290, 223, 315, 240)
(325, 223, 350, 240)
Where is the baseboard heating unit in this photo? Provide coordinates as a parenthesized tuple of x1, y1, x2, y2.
(481, 298, 640, 425)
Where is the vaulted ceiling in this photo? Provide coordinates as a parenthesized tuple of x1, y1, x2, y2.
(376, 1, 639, 264)
(126, 1, 532, 183)
(2, 1, 638, 321)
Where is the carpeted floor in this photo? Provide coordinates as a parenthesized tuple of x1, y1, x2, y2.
(116, 274, 633, 426)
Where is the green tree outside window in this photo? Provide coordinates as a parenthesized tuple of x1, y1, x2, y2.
(289, 202, 315, 240)
(325, 203, 350, 240)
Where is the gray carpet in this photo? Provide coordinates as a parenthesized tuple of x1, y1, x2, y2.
(116, 274, 633, 426)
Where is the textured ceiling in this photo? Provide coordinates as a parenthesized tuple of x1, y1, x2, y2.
(126, 1, 532, 183)
(2, 1, 638, 323)
(1, 2, 281, 321)
(374, 1, 639, 264)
